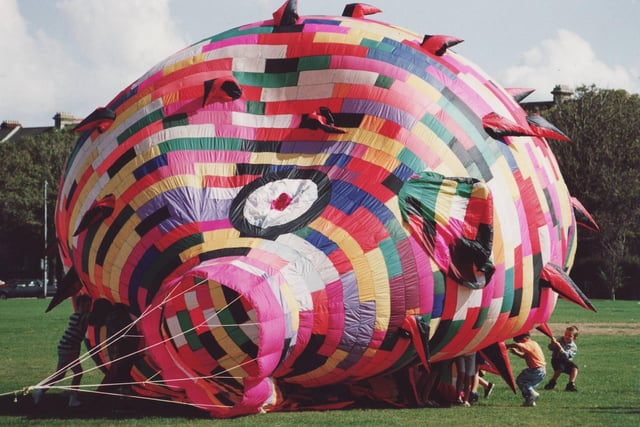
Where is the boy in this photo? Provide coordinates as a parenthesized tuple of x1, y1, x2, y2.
(507, 332, 546, 407)
(544, 325, 579, 391)
(33, 295, 92, 407)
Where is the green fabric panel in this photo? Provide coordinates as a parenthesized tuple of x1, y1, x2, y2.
(361, 38, 395, 53)
(431, 319, 463, 353)
(420, 112, 454, 144)
(473, 306, 489, 329)
(158, 137, 244, 154)
(234, 71, 300, 88)
(396, 147, 426, 174)
(203, 25, 272, 44)
(177, 310, 203, 351)
(117, 109, 164, 144)
(379, 237, 401, 278)
(298, 55, 331, 71)
(375, 74, 394, 89)
(433, 269, 445, 298)
(163, 114, 189, 129)
(501, 267, 515, 313)
(246, 101, 265, 115)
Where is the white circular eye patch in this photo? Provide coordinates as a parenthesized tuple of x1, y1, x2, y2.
(243, 179, 318, 228)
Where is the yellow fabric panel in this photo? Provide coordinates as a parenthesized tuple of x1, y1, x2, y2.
(326, 225, 373, 302)
(365, 248, 390, 331)
(194, 162, 237, 177)
(405, 74, 444, 103)
(250, 151, 330, 166)
(410, 120, 466, 176)
(103, 217, 142, 304)
(115, 93, 153, 128)
(163, 53, 206, 76)
(280, 283, 300, 332)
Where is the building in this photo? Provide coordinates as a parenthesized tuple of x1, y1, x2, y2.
(521, 84, 574, 113)
(0, 112, 81, 143)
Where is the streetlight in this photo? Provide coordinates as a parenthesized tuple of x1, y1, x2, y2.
(43, 179, 48, 298)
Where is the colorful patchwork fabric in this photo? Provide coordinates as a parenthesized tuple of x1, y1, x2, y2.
(55, 1, 593, 417)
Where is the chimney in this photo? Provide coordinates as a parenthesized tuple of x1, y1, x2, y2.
(551, 84, 573, 104)
(53, 112, 81, 129)
(1, 120, 22, 129)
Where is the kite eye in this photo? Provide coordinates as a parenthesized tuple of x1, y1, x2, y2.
(230, 170, 331, 238)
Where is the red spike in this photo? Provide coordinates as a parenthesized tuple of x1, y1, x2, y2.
(571, 197, 599, 232)
(74, 107, 116, 134)
(421, 35, 463, 56)
(540, 263, 596, 312)
(272, 0, 298, 27)
(535, 322, 554, 339)
(401, 316, 431, 370)
(478, 342, 517, 394)
(506, 87, 535, 103)
(73, 194, 116, 236)
(342, 3, 382, 18)
(527, 114, 571, 142)
(46, 267, 83, 312)
(482, 112, 536, 141)
(203, 77, 243, 106)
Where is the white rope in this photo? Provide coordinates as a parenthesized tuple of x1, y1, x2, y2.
(27, 275, 265, 406)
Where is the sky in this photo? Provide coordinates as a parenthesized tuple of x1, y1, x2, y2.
(2, 0, 639, 127)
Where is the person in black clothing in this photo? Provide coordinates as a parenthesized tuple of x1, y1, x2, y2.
(33, 295, 92, 407)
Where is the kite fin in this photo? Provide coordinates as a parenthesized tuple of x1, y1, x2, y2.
(421, 35, 463, 56)
(535, 322, 554, 339)
(540, 263, 596, 312)
(571, 197, 599, 232)
(342, 3, 382, 17)
(478, 342, 517, 394)
(400, 315, 431, 370)
(46, 267, 83, 312)
(527, 114, 571, 142)
(399, 172, 494, 288)
(73, 194, 116, 236)
(301, 107, 346, 133)
(482, 112, 536, 141)
(506, 87, 535, 103)
(203, 77, 243, 106)
(273, 0, 298, 27)
(74, 107, 116, 134)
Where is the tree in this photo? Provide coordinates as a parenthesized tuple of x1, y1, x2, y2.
(0, 129, 76, 280)
(546, 85, 640, 300)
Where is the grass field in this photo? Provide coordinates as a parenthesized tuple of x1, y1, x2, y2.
(1, 298, 638, 426)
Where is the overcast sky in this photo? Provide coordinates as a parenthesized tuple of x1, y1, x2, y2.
(2, 0, 639, 127)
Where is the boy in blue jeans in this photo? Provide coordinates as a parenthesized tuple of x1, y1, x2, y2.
(507, 332, 546, 407)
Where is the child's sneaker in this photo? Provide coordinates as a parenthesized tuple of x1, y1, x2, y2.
(484, 382, 495, 398)
(530, 390, 539, 402)
(522, 399, 536, 407)
(565, 382, 578, 392)
(544, 380, 556, 390)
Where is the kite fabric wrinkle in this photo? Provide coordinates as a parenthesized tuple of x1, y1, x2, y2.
(51, 0, 595, 417)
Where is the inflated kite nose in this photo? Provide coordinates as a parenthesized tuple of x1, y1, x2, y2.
(140, 258, 299, 417)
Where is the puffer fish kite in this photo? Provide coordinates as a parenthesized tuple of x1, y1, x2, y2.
(50, 0, 596, 417)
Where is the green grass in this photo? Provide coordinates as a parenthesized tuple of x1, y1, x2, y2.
(1, 298, 638, 426)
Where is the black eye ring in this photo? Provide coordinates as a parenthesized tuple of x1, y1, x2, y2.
(229, 169, 331, 238)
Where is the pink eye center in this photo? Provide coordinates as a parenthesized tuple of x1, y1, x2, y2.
(271, 193, 292, 211)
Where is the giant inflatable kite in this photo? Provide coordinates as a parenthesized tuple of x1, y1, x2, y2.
(50, 1, 597, 417)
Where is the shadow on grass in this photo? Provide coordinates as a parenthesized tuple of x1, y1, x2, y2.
(586, 406, 640, 415)
(0, 392, 209, 420)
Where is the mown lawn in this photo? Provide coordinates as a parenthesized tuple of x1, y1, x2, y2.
(1, 298, 638, 426)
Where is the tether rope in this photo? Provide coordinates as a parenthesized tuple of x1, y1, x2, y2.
(6, 276, 264, 410)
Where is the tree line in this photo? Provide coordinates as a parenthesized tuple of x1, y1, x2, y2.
(0, 85, 638, 299)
